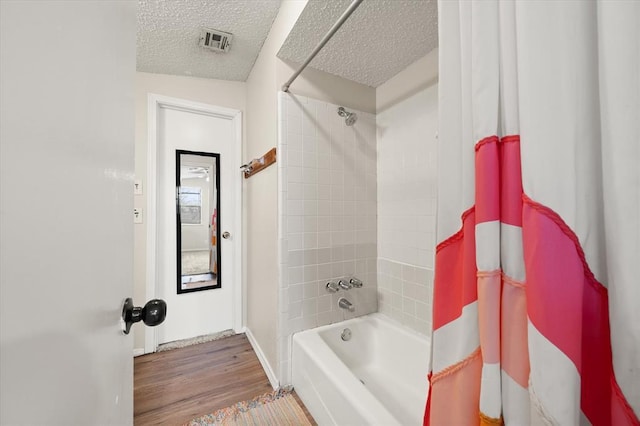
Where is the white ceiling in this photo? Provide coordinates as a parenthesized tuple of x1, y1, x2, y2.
(137, 0, 438, 86)
(137, 0, 281, 80)
(278, 0, 438, 88)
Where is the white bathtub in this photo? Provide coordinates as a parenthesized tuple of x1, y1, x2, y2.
(292, 313, 430, 425)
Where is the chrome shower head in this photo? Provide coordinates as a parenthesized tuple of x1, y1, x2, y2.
(337, 106, 357, 126)
(345, 113, 357, 126)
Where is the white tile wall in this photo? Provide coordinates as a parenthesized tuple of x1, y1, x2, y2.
(277, 92, 378, 384)
(376, 84, 439, 335)
(377, 259, 434, 334)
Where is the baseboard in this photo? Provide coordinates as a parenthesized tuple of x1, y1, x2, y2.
(133, 348, 145, 357)
(244, 327, 279, 390)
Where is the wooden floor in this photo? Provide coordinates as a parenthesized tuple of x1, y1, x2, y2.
(134, 334, 315, 425)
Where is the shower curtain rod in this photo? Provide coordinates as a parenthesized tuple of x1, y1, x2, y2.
(281, 0, 364, 93)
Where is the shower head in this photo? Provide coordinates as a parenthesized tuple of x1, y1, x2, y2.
(345, 113, 357, 126)
(337, 106, 357, 126)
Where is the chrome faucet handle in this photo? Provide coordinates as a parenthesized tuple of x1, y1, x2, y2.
(338, 279, 352, 290)
(326, 281, 340, 293)
(349, 277, 363, 288)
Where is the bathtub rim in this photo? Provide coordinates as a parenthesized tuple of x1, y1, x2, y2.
(292, 312, 431, 342)
(291, 312, 431, 425)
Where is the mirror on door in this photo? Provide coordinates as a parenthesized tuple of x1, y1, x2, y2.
(176, 150, 221, 294)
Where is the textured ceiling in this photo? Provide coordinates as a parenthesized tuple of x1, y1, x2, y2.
(278, 0, 438, 88)
(137, 0, 281, 80)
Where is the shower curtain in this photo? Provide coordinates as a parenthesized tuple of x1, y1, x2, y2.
(426, 1, 639, 425)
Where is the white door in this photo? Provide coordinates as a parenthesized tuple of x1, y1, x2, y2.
(152, 98, 242, 345)
(0, 1, 136, 425)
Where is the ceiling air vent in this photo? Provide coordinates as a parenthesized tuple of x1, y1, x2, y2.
(199, 28, 232, 53)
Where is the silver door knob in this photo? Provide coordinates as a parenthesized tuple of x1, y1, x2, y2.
(222, 231, 231, 239)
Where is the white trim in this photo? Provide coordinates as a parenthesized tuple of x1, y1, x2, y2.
(145, 94, 159, 354)
(245, 327, 280, 390)
(145, 94, 244, 354)
(232, 111, 243, 333)
(133, 348, 145, 357)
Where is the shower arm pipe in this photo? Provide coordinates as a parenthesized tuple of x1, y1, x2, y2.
(281, 0, 364, 93)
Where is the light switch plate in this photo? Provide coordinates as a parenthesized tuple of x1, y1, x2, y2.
(133, 208, 143, 224)
(134, 180, 143, 195)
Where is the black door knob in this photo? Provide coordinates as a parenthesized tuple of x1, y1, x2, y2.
(122, 298, 167, 334)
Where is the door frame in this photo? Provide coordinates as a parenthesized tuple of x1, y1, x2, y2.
(145, 94, 243, 354)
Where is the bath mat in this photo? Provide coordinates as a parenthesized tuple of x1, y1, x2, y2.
(157, 330, 235, 352)
(181, 250, 211, 275)
(185, 387, 313, 426)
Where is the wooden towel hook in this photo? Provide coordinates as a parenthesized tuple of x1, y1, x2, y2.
(241, 148, 276, 179)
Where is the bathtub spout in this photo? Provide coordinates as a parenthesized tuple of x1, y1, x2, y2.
(338, 298, 355, 312)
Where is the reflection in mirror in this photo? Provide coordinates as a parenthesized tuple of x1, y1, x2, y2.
(176, 150, 221, 294)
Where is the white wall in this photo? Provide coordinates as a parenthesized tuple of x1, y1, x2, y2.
(376, 50, 439, 335)
(245, 0, 377, 385)
(277, 59, 376, 114)
(245, 0, 308, 387)
(277, 93, 378, 383)
(376, 49, 438, 113)
(134, 72, 246, 351)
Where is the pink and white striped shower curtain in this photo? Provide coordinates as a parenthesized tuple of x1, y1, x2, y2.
(426, 1, 639, 424)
